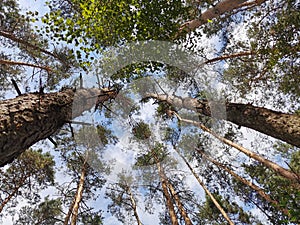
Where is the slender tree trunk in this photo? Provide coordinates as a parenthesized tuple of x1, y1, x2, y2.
(166, 181, 193, 225)
(0, 88, 117, 166)
(0, 59, 52, 72)
(204, 51, 254, 64)
(173, 147, 235, 225)
(0, 176, 27, 213)
(156, 162, 179, 225)
(0, 30, 61, 62)
(197, 149, 290, 215)
(179, 0, 267, 33)
(64, 198, 76, 225)
(128, 189, 142, 225)
(171, 112, 299, 181)
(145, 93, 300, 148)
(70, 160, 87, 225)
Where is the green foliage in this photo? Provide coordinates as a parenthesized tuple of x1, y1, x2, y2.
(132, 121, 152, 140)
(0, 0, 79, 92)
(224, 0, 300, 104)
(40, 0, 191, 72)
(241, 156, 300, 224)
(15, 197, 63, 225)
(0, 149, 55, 214)
(135, 142, 168, 166)
(197, 193, 262, 225)
(105, 170, 140, 224)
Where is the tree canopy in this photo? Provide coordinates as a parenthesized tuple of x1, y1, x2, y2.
(0, 0, 299, 224)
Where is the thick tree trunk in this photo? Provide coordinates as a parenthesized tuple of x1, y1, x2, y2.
(145, 93, 300, 148)
(0, 88, 116, 166)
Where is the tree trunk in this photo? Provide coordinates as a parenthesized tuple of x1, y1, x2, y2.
(0, 30, 61, 62)
(145, 93, 300, 148)
(156, 162, 179, 225)
(64, 198, 76, 225)
(199, 149, 274, 202)
(0, 88, 117, 166)
(180, 0, 247, 32)
(198, 149, 290, 215)
(171, 112, 299, 181)
(128, 189, 142, 225)
(0, 59, 51, 72)
(70, 160, 87, 225)
(179, 0, 267, 33)
(166, 181, 193, 225)
(174, 147, 234, 225)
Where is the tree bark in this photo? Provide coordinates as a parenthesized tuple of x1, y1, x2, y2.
(0, 30, 62, 62)
(197, 149, 290, 215)
(128, 189, 142, 225)
(179, 0, 267, 33)
(174, 147, 234, 225)
(166, 181, 193, 225)
(70, 160, 87, 225)
(0, 59, 52, 72)
(0, 175, 28, 213)
(0, 88, 117, 166)
(156, 162, 179, 225)
(180, 0, 247, 32)
(145, 93, 300, 148)
(171, 112, 299, 182)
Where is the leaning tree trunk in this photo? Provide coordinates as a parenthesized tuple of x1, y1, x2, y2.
(70, 159, 87, 225)
(0, 176, 27, 213)
(179, 0, 267, 34)
(197, 149, 290, 215)
(0, 88, 117, 166)
(156, 162, 179, 225)
(180, 0, 247, 32)
(173, 147, 234, 225)
(166, 180, 193, 225)
(145, 93, 300, 148)
(128, 188, 142, 225)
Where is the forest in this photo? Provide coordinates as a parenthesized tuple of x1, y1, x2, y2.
(0, 0, 299, 224)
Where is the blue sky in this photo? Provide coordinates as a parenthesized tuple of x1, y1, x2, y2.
(3, 1, 294, 224)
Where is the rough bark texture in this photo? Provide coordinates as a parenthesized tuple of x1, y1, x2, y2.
(146, 93, 300, 148)
(0, 88, 116, 166)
